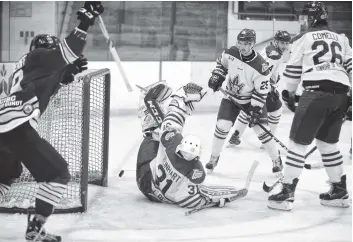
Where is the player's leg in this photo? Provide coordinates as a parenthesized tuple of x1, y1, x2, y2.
(136, 135, 160, 202)
(227, 110, 248, 147)
(206, 98, 241, 172)
(251, 106, 282, 175)
(266, 93, 283, 137)
(268, 91, 331, 211)
(0, 141, 23, 201)
(315, 93, 349, 208)
(4, 122, 70, 241)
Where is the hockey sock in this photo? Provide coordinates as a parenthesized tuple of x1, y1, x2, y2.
(212, 120, 232, 157)
(283, 140, 308, 183)
(35, 182, 67, 217)
(268, 107, 282, 135)
(316, 139, 343, 183)
(253, 125, 278, 160)
(233, 110, 248, 138)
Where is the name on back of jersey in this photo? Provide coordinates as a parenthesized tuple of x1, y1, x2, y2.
(163, 157, 182, 183)
(312, 32, 338, 41)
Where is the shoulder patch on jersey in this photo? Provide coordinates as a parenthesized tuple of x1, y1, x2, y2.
(191, 169, 204, 180)
(224, 46, 241, 61)
(165, 132, 176, 141)
(265, 45, 281, 60)
(246, 53, 271, 76)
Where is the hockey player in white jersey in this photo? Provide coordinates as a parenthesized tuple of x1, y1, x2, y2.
(268, 2, 352, 211)
(228, 30, 291, 150)
(206, 29, 283, 175)
(136, 82, 250, 209)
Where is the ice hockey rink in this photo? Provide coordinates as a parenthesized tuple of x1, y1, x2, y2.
(0, 111, 352, 242)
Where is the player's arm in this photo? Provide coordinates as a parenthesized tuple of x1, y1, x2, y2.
(282, 37, 304, 92)
(342, 35, 352, 84)
(39, 2, 104, 71)
(208, 47, 237, 92)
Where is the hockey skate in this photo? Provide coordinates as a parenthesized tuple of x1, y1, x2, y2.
(206, 155, 220, 173)
(272, 155, 283, 178)
(26, 214, 61, 242)
(226, 131, 241, 148)
(320, 175, 350, 208)
(268, 178, 299, 211)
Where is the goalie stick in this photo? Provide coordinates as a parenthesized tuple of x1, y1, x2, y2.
(185, 160, 259, 216)
(97, 15, 133, 92)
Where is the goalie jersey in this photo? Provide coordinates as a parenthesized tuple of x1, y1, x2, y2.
(283, 26, 352, 92)
(0, 28, 87, 133)
(217, 46, 271, 108)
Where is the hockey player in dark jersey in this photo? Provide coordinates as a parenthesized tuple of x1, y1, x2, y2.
(137, 82, 251, 209)
(206, 29, 283, 176)
(227, 30, 291, 149)
(0, 54, 88, 200)
(268, 2, 351, 211)
(0, 2, 104, 241)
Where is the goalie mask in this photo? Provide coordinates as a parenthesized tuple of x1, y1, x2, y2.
(30, 34, 60, 52)
(176, 135, 202, 161)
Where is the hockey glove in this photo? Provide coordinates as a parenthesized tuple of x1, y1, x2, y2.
(77, 1, 104, 26)
(268, 85, 280, 103)
(247, 105, 262, 128)
(282, 90, 300, 113)
(208, 69, 226, 92)
(62, 56, 88, 85)
(171, 83, 207, 113)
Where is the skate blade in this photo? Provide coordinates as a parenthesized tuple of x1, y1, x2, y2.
(267, 200, 293, 211)
(320, 198, 350, 208)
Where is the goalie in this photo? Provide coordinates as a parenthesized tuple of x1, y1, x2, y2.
(136, 82, 249, 209)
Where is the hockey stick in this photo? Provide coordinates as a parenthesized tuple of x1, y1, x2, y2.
(218, 87, 317, 159)
(97, 15, 133, 92)
(185, 160, 259, 216)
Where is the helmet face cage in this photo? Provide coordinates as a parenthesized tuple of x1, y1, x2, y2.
(176, 135, 202, 161)
(302, 2, 328, 27)
(29, 34, 60, 52)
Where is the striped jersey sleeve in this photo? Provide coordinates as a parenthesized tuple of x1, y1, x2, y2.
(343, 35, 352, 77)
(282, 37, 304, 92)
(161, 97, 188, 134)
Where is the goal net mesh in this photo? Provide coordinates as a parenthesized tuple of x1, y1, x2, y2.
(0, 68, 110, 213)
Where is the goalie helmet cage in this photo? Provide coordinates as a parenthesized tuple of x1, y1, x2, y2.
(0, 68, 111, 214)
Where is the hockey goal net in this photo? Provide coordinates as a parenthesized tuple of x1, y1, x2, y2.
(0, 68, 110, 213)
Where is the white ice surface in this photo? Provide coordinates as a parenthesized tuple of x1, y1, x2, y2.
(0, 113, 351, 242)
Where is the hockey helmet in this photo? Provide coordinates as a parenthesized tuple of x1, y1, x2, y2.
(176, 135, 202, 161)
(29, 34, 60, 52)
(237, 29, 256, 43)
(273, 30, 291, 53)
(274, 30, 291, 42)
(301, 2, 328, 27)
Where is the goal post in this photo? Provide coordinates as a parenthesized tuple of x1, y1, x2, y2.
(0, 68, 111, 214)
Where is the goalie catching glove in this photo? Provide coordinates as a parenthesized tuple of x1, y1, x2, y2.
(170, 83, 207, 115)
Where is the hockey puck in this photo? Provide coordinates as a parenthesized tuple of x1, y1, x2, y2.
(119, 170, 125, 177)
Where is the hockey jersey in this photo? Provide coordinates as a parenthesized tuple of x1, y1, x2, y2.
(260, 44, 286, 90)
(283, 26, 352, 92)
(217, 46, 271, 108)
(0, 28, 87, 133)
